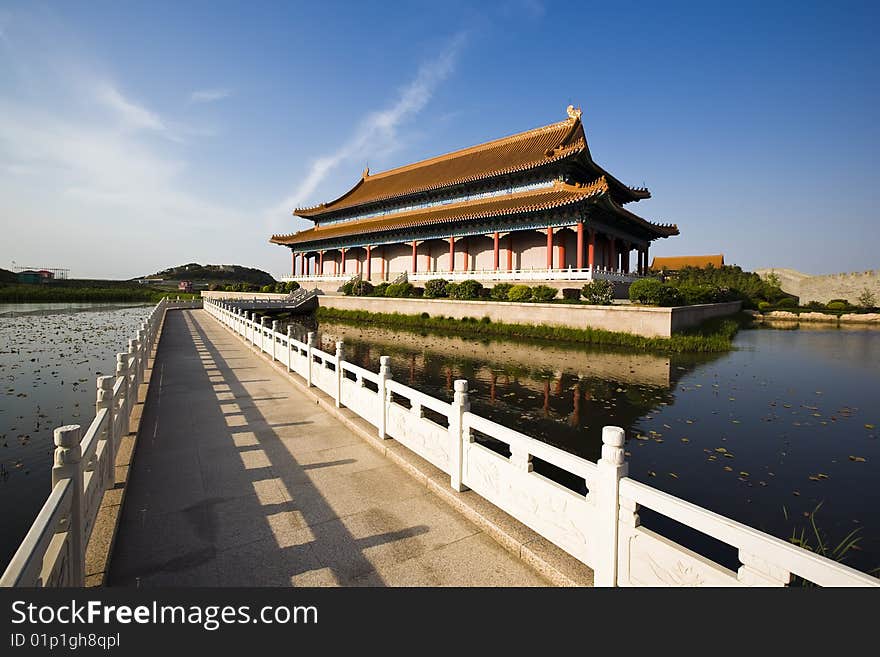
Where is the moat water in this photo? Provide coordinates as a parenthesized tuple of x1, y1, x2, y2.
(289, 317, 880, 576)
(2, 305, 878, 579)
(0, 302, 152, 571)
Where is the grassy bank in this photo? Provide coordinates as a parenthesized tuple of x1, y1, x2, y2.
(0, 284, 198, 303)
(315, 307, 743, 353)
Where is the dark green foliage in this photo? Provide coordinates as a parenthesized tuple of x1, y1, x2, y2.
(350, 280, 374, 296)
(530, 285, 558, 302)
(668, 265, 785, 308)
(480, 316, 491, 324)
(224, 282, 260, 292)
(507, 285, 532, 302)
(449, 279, 483, 300)
(490, 283, 514, 301)
(372, 282, 390, 297)
(776, 297, 797, 308)
(424, 279, 450, 298)
(656, 285, 684, 307)
(338, 280, 355, 295)
(420, 312, 430, 319)
(826, 301, 847, 311)
(384, 282, 415, 298)
(0, 284, 198, 302)
(582, 279, 615, 305)
(758, 301, 772, 311)
(316, 307, 742, 353)
(261, 284, 274, 293)
(827, 299, 848, 306)
(561, 288, 581, 301)
(629, 278, 663, 304)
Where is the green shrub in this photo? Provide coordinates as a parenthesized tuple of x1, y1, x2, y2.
(480, 316, 491, 324)
(372, 282, 390, 297)
(629, 278, 663, 305)
(531, 285, 558, 302)
(857, 288, 876, 309)
(424, 279, 450, 298)
(805, 300, 824, 310)
(657, 284, 684, 307)
(260, 284, 274, 293)
(826, 301, 847, 311)
(338, 280, 355, 295)
(776, 297, 797, 308)
(450, 279, 484, 300)
(420, 312, 430, 319)
(350, 280, 374, 296)
(674, 283, 732, 305)
(828, 298, 848, 306)
(384, 282, 415, 298)
(582, 279, 614, 305)
(507, 285, 533, 302)
(490, 283, 514, 301)
(285, 281, 300, 293)
(758, 301, 772, 311)
(445, 282, 459, 298)
(410, 286, 424, 297)
(561, 288, 581, 301)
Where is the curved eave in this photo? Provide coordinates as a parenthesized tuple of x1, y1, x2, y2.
(273, 178, 610, 246)
(595, 194, 678, 239)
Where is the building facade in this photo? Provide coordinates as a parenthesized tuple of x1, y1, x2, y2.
(271, 107, 678, 285)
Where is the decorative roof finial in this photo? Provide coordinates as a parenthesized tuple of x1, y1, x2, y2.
(363, 166, 370, 177)
(566, 104, 582, 120)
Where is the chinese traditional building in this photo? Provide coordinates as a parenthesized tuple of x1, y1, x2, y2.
(271, 106, 678, 285)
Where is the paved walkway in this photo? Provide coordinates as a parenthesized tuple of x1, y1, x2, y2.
(108, 309, 548, 586)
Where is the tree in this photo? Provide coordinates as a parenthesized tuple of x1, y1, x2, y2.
(857, 288, 876, 309)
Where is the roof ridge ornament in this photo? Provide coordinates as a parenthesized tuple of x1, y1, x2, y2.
(566, 104, 582, 121)
(363, 166, 370, 178)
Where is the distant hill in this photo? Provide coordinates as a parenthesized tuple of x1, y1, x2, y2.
(0, 268, 17, 283)
(141, 263, 275, 286)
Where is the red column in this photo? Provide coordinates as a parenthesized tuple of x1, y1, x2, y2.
(366, 245, 372, 281)
(587, 228, 595, 269)
(546, 227, 554, 269)
(493, 232, 500, 270)
(291, 251, 296, 276)
(380, 247, 385, 280)
(448, 237, 455, 272)
(341, 248, 346, 275)
(319, 251, 324, 276)
(356, 252, 361, 276)
(507, 234, 513, 271)
(462, 238, 468, 272)
(645, 244, 650, 273)
(609, 236, 617, 271)
(411, 241, 417, 273)
(558, 236, 566, 270)
(576, 223, 584, 269)
(333, 253, 338, 276)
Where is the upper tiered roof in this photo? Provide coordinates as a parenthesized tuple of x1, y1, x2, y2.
(294, 106, 649, 220)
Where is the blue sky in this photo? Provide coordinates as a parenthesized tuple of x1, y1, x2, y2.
(0, 0, 877, 278)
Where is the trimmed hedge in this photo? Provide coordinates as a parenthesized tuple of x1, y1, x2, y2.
(490, 283, 514, 301)
(582, 279, 615, 305)
(530, 285, 558, 302)
(507, 285, 533, 302)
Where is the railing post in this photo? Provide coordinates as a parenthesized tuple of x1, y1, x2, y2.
(115, 353, 129, 433)
(260, 317, 267, 354)
(594, 425, 627, 587)
(306, 332, 315, 387)
(271, 320, 279, 361)
(128, 338, 139, 393)
(251, 313, 258, 345)
(137, 326, 146, 382)
(96, 375, 116, 489)
(287, 327, 294, 372)
(52, 425, 84, 586)
(335, 341, 345, 408)
(377, 356, 393, 438)
(450, 379, 470, 492)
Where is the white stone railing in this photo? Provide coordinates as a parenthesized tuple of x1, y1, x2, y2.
(280, 267, 643, 284)
(203, 296, 880, 587)
(0, 297, 201, 587)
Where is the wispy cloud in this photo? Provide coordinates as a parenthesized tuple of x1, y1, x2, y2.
(95, 82, 166, 132)
(189, 88, 232, 104)
(267, 31, 468, 226)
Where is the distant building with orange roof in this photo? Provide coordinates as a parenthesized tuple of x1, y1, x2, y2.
(650, 254, 724, 271)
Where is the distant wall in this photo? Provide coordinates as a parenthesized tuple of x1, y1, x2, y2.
(757, 268, 879, 305)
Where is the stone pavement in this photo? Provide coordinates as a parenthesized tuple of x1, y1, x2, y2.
(107, 309, 549, 586)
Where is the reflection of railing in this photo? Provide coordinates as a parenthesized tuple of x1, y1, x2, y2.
(204, 297, 880, 588)
(0, 297, 201, 587)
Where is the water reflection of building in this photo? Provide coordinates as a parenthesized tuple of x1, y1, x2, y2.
(310, 322, 716, 461)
